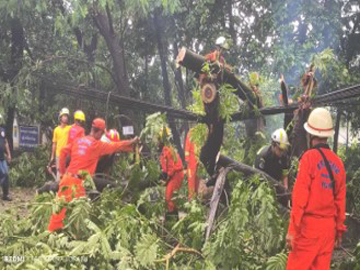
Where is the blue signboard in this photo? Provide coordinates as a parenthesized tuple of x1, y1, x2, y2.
(19, 126, 39, 150)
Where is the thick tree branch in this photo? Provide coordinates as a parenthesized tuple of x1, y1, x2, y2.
(105, 3, 115, 35)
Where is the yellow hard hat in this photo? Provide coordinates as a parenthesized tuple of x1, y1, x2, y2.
(304, 107, 334, 138)
(74, 110, 85, 121)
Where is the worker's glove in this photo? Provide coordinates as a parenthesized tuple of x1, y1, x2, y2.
(159, 171, 168, 181)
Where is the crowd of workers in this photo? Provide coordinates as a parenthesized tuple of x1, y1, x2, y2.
(0, 36, 347, 268)
(0, 103, 347, 269)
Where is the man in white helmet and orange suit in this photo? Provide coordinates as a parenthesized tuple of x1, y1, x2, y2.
(286, 107, 346, 270)
(254, 128, 290, 190)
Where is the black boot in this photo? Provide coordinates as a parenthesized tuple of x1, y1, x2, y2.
(2, 195, 12, 201)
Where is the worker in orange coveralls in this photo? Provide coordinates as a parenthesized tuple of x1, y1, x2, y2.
(205, 36, 229, 64)
(158, 127, 184, 219)
(67, 110, 86, 145)
(286, 107, 346, 270)
(48, 118, 139, 232)
(184, 128, 199, 200)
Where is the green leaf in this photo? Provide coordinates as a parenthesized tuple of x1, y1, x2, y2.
(135, 234, 159, 267)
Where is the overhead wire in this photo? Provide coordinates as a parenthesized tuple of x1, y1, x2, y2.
(43, 77, 360, 122)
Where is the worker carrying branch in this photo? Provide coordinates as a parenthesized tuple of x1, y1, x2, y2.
(48, 118, 139, 232)
(286, 107, 346, 270)
(158, 127, 184, 219)
(254, 128, 290, 190)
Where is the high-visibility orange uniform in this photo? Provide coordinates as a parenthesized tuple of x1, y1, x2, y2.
(184, 130, 199, 200)
(48, 136, 134, 232)
(160, 146, 184, 212)
(67, 124, 85, 145)
(205, 50, 225, 64)
(287, 144, 346, 270)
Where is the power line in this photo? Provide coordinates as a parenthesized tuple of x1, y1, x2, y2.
(45, 78, 360, 122)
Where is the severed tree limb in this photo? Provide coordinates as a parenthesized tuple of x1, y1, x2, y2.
(205, 167, 231, 241)
(176, 47, 257, 105)
(217, 155, 291, 200)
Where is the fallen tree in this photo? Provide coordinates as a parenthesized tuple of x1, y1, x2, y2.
(218, 155, 290, 201)
(176, 47, 258, 105)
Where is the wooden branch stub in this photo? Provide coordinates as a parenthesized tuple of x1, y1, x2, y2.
(201, 83, 217, 104)
(205, 167, 231, 241)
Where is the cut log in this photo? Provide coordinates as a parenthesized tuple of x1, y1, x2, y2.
(176, 47, 257, 105)
(205, 167, 230, 240)
(201, 83, 217, 104)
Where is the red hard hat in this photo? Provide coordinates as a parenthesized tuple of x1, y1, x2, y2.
(106, 129, 120, 142)
(92, 118, 106, 131)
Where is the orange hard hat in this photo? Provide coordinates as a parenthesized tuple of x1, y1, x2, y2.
(92, 118, 106, 131)
(106, 129, 120, 142)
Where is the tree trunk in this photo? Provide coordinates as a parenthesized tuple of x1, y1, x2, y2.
(153, 9, 184, 160)
(227, 1, 236, 44)
(173, 42, 187, 110)
(92, 9, 130, 97)
(3, 17, 25, 151)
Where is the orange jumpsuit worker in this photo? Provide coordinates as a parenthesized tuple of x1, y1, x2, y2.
(184, 129, 199, 200)
(286, 108, 346, 270)
(48, 118, 138, 232)
(158, 127, 184, 216)
(67, 110, 86, 145)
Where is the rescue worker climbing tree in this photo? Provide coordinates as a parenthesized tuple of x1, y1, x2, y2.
(286, 107, 346, 270)
(48, 118, 139, 232)
(158, 127, 184, 219)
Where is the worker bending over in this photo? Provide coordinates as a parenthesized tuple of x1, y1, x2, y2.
(159, 127, 184, 219)
(286, 107, 346, 270)
(254, 128, 290, 190)
(184, 127, 199, 200)
(48, 118, 138, 232)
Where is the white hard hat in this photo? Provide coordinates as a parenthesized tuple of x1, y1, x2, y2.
(271, 128, 289, 150)
(304, 107, 334, 138)
(59, 108, 70, 118)
(215, 36, 229, 50)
